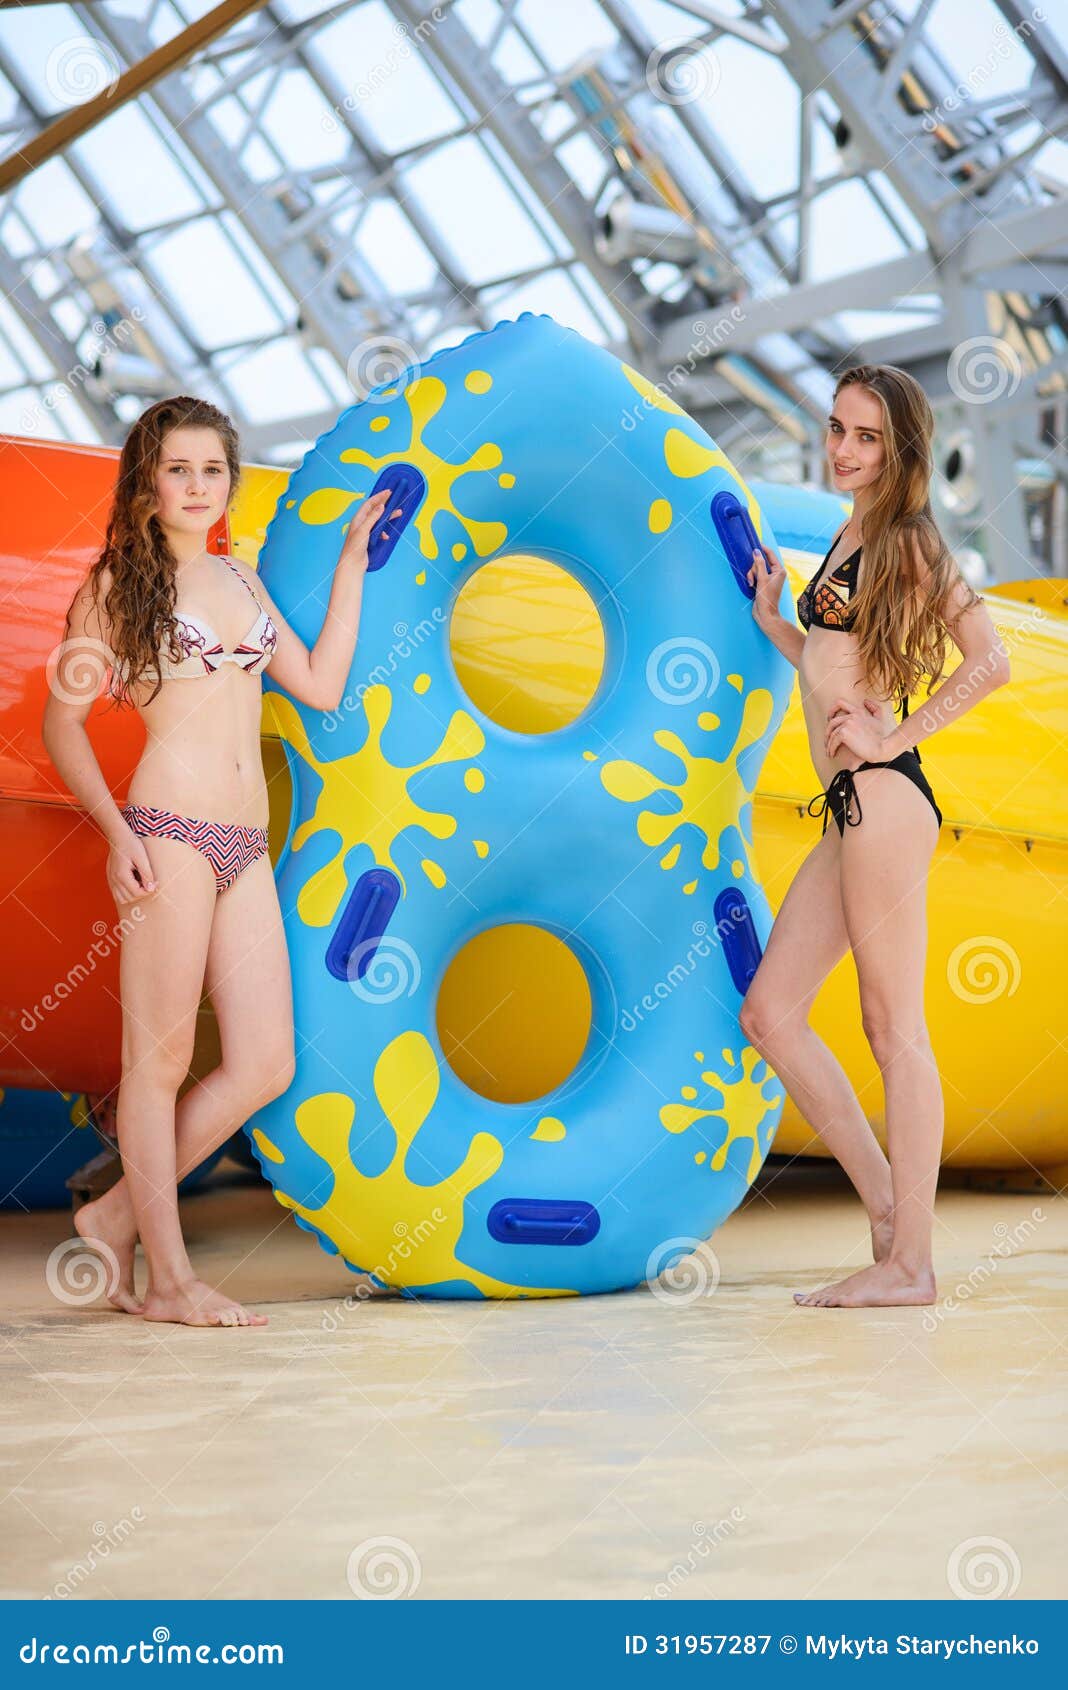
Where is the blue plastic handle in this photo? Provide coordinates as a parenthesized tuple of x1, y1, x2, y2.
(710, 489, 764, 599)
(713, 886, 764, 995)
(325, 868, 401, 983)
(487, 1198, 601, 1247)
(365, 463, 426, 573)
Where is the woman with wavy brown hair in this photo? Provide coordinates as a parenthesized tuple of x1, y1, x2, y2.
(742, 364, 1010, 1308)
(42, 396, 396, 1328)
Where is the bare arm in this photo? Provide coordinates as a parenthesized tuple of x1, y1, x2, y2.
(41, 569, 158, 904)
(748, 542, 807, 669)
(235, 487, 395, 712)
(40, 569, 134, 850)
(754, 604, 806, 670)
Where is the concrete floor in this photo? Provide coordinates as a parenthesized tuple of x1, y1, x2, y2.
(1, 1165, 1065, 1601)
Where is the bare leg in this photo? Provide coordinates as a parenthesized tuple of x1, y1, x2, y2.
(78, 851, 295, 1303)
(117, 834, 259, 1328)
(75, 1064, 270, 1311)
(741, 823, 895, 1261)
(794, 767, 941, 1308)
(82, 836, 264, 1327)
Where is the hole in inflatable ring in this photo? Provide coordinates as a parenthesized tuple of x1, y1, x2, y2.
(436, 923, 592, 1103)
(449, 554, 605, 733)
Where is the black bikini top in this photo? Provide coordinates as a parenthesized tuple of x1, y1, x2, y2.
(797, 530, 918, 753)
(797, 532, 860, 632)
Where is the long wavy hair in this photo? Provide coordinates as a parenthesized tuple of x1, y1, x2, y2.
(86, 395, 242, 708)
(832, 363, 982, 710)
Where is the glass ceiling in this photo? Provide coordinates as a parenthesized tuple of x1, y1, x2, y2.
(0, 0, 1065, 474)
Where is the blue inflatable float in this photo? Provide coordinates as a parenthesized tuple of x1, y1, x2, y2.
(0, 1086, 228, 1210)
(249, 312, 792, 1298)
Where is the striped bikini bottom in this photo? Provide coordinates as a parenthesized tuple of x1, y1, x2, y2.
(121, 804, 269, 894)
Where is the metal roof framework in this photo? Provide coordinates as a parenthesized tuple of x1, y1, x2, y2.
(0, 0, 1066, 576)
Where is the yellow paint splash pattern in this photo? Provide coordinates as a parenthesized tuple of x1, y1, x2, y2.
(531, 1116, 566, 1142)
(622, 363, 763, 545)
(649, 498, 672, 534)
(265, 688, 485, 924)
(600, 685, 773, 888)
(299, 486, 364, 526)
(621, 363, 689, 418)
(664, 428, 736, 484)
(293, 373, 510, 561)
(659, 1045, 776, 1186)
(252, 1126, 285, 1164)
(270, 1030, 575, 1298)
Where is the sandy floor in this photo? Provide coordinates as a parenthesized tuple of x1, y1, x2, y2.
(1, 1163, 1064, 1601)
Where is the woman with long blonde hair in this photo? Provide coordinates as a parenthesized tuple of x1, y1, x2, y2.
(43, 395, 396, 1328)
(743, 364, 1010, 1308)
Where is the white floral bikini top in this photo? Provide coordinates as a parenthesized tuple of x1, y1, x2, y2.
(109, 557, 278, 696)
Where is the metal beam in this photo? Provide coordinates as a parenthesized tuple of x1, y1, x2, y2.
(0, 0, 268, 194)
(0, 247, 125, 441)
(388, 0, 651, 351)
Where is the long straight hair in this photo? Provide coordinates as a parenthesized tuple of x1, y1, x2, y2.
(85, 395, 242, 707)
(835, 363, 982, 707)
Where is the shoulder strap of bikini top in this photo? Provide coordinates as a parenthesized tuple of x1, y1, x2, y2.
(224, 555, 263, 608)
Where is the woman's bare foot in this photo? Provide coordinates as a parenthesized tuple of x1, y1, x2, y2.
(870, 1212, 895, 1263)
(140, 1279, 268, 1327)
(73, 1187, 142, 1314)
(793, 1258, 936, 1308)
